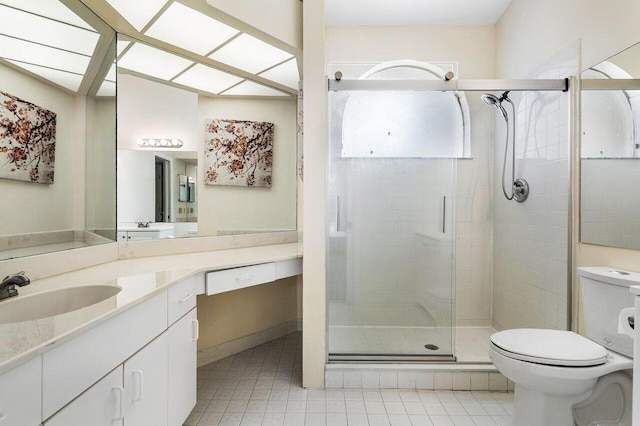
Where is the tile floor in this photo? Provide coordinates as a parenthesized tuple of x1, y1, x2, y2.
(187, 333, 513, 425)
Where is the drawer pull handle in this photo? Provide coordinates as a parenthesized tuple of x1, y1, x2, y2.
(178, 293, 194, 303)
(236, 275, 254, 282)
(192, 319, 199, 342)
(113, 386, 124, 421)
(132, 370, 144, 401)
(0, 413, 7, 422)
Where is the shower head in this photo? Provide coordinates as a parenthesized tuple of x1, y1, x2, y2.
(481, 93, 500, 106)
(482, 93, 508, 120)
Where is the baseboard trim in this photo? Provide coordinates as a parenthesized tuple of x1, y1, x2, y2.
(198, 320, 299, 367)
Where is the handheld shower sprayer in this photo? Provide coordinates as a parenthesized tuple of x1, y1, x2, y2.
(482, 91, 529, 202)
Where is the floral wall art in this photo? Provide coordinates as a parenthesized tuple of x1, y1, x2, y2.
(0, 90, 56, 184)
(204, 119, 274, 187)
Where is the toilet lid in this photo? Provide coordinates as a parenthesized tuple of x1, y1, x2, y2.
(490, 329, 609, 367)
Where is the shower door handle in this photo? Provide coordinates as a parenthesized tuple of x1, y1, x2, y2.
(336, 195, 342, 232)
(442, 196, 446, 234)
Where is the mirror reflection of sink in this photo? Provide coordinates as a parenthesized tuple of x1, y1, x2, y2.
(0, 285, 121, 324)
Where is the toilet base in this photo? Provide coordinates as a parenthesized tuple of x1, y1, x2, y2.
(513, 384, 592, 426)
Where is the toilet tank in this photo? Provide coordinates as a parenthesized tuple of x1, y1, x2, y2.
(578, 267, 640, 358)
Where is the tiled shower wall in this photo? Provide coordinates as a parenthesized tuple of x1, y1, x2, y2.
(492, 46, 578, 331)
(455, 98, 494, 327)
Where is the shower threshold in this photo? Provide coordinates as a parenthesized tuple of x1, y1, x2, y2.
(329, 354, 456, 363)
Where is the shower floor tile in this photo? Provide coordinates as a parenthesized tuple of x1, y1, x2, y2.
(186, 332, 513, 425)
(328, 326, 496, 363)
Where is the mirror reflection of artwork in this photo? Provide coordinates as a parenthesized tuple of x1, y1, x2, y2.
(0, 91, 56, 184)
(204, 119, 274, 187)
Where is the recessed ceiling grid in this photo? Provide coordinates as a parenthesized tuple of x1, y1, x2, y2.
(105, 0, 299, 97)
(0, 1, 101, 92)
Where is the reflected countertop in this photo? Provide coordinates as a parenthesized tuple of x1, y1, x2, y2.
(0, 242, 302, 374)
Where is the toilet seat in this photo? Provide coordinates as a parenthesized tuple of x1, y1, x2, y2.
(490, 329, 608, 367)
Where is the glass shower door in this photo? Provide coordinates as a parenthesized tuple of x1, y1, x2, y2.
(327, 88, 458, 361)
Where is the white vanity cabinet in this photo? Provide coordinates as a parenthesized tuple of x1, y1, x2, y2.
(124, 333, 168, 426)
(168, 308, 198, 426)
(44, 367, 124, 426)
(34, 275, 200, 426)
(0, 355, 42, 426)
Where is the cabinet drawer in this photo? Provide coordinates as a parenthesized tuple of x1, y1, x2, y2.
(206, 263, 276, 295)
(168, 274, 200, 326)
(0, 355, 41, 426)
(42, 291, 167, 419)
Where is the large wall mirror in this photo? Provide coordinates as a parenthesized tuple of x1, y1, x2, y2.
(115, 32, 298, 240)
(0, 0, 116, 260)
(0, 0, 300, 258)
(581, 42, 640, 249)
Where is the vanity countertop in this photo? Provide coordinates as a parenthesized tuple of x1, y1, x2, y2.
(0, 242, 302, 374)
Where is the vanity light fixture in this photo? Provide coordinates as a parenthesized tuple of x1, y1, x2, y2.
(137, 138, 184, 148)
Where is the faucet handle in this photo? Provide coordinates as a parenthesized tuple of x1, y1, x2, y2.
(2, 271, 30, 287)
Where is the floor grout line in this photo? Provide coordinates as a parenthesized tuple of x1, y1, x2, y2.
(186, 332, 512, 425)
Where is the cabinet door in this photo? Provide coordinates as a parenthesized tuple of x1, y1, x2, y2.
(45, 366, 124, 426)
(0, 355, 41, 426)
(168, 308, 197, 426)
(124, 333, 168, 426)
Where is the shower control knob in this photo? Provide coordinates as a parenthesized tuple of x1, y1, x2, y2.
(513, 178, 529, 203)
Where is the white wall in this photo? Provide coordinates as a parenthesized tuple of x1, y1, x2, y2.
(0, 63, 82, 235)
(197, 97, 297, 235)
(117, 150, 155, 223)
(85, 98, 116, 234)
(117, 74, 198, 151)
(496, 0, 640, 77)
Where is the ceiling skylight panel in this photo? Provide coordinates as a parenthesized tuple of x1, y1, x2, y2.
(104, 0, 168, 31)
(222, 81, 289, 97)
(0, 0, 95, 30)
(1, 6, 99, 56)
(173, 64, 243, 95)
(117, 43, 192, 81)
(7, 60, 83, 91)
(96, 80, 116, 97)
(258, 58, 299, 89)
(145, 3, 239, 56)
(209, 34, 293, 74)
(117, 40, 131, 57)
(0, 35, 91, 74)
(105, 64, 116, 82)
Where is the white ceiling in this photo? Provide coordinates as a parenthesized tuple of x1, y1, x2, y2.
(325, 0, 512, 26)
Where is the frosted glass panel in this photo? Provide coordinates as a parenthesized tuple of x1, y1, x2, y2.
(341, 91, 464, 157)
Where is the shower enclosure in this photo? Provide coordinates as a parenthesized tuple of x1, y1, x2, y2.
(327, 62, 466, 361)
(326, 61, 571, 363)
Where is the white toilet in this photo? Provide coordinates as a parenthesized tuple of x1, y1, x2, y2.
(489, 267, 636, 426)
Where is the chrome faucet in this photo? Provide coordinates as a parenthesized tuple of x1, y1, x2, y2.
(0, 271, 30, 301)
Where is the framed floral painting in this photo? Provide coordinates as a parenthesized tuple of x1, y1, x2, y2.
(204, 119, 274, 187)
(0, 90, 56, 184)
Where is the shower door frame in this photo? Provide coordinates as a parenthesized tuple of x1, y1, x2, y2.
(326, 76, 572, 363)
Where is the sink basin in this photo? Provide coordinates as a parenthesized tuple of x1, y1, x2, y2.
(0, 285, 121, 324)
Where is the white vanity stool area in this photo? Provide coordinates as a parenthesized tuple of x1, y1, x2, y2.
(0, 245, 302, 426)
